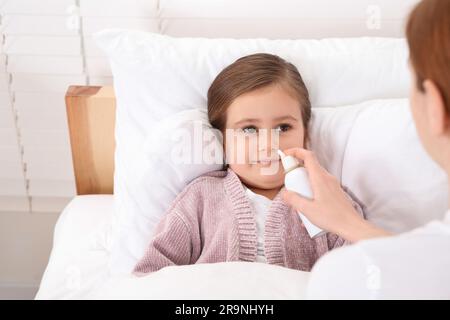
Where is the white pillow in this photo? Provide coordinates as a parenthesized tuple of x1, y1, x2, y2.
(94, 29, 411, 275)
(112, 109, 223, 275)
(340, 99, 448, 232)
(311, 99, 448, 233)
(309, 103, 366, 179)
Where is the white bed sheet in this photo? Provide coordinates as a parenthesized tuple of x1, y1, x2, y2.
(35, 195, 310, 300)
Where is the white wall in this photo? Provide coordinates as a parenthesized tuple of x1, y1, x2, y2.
(0, 211, 58, 299)
(0, 0, 419, 299)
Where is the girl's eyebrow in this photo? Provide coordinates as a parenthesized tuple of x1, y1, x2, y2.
(234, 115, 298, 126)
(273, 115, 299, 122)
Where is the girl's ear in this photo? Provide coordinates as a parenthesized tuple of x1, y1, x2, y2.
(423, 80, 449, 136)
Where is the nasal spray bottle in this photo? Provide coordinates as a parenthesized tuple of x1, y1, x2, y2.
(277, 150, 325, 238)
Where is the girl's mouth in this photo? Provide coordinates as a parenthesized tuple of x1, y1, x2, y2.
(252, 158, 280, 166)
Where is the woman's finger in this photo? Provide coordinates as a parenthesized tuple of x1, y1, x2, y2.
(282, 147, 327, 188)
(281, 189, 314, 214)
(283, 147, 322, 172)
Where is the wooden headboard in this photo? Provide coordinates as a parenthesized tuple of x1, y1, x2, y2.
(66, 86, 116, 195)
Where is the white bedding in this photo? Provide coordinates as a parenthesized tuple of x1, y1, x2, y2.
(36, 196, 310, 300)
(35, 195, 113, 299)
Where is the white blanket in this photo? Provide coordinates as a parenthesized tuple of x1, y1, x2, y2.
(89, 262, 309, 300)
(36, 196, 310, 300)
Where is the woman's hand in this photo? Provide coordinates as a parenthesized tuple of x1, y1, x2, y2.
(281, 147, 391, 243)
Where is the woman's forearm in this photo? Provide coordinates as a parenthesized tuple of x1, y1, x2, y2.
(338, 216, 392, 243)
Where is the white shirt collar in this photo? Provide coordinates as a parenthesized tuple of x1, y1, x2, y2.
(244, 186, 272, 203)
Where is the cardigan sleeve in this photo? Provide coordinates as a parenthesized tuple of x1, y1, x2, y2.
(132, 211, 193, 276)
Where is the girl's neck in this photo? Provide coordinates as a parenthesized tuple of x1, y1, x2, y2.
(246, 185, 281, 200)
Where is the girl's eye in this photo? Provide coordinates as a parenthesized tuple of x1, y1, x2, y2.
(242, 126, 258, 134)
(276, 124, 292, 132)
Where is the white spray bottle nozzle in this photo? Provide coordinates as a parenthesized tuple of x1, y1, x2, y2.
(277, 149, 299, 173)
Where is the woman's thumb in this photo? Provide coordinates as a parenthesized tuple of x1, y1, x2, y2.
(281, 190, 313, 213)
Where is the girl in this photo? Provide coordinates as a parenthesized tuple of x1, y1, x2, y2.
(133, 53, 364, 275)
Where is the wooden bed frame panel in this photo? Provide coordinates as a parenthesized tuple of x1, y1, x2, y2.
(66, 86, 116, 195)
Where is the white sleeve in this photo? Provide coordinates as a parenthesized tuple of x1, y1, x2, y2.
(306, 245, 377, 299)
(306, 220, 450, 299)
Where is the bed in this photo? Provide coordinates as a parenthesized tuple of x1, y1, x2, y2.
(36, 25, 447, 299)
(35, 86, 311, 300)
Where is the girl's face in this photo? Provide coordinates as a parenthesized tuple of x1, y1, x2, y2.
(224, 83, 306, 191)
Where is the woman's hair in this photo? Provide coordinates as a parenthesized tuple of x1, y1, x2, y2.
(207, 53, 311, 139)
(406, 0, 450, 113)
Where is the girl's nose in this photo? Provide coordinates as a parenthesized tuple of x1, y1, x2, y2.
(257, 129, 279, 152)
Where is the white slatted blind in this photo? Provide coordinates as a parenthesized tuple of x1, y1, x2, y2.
(0, 0, 82, 212)
(0, 0, 418, 213)
(0, 11, 29, 213)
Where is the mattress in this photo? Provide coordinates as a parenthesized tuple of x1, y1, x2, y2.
(35, 195, 310, 300)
